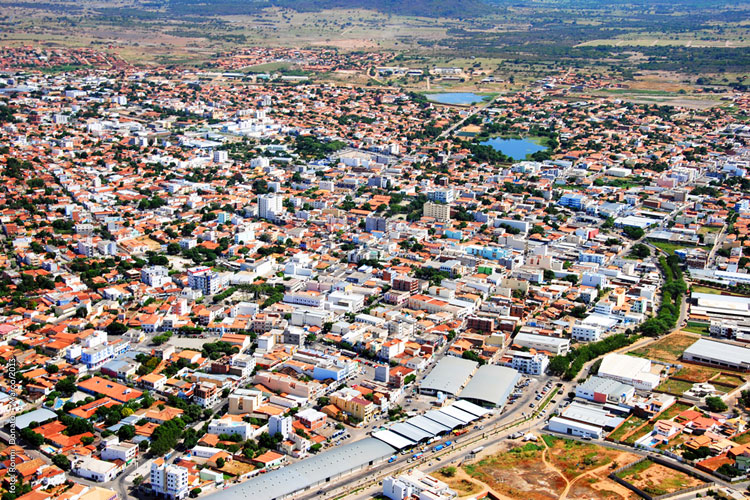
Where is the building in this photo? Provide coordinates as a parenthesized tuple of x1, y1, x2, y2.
(459, 365, 520, 408)
(423, 202, 450, 222)
(513, 332, 570, 355)
(258, 193, 283, 220)
(548, 402, 624, 440)
(101, 442, 138, 463)
(151, 459, 188, 499)
(427, 189, 455, 204)
(77, 376, 143, 403)
(72, 457, 119, 482)
(296, 408, 327, 431)
(420, 356, 478, 397)
(683, 338, 750, 372)
(365, 216, 388, 233)
(575, 376, 635, 404)
(382, 470, 457, 500)
(597, 354, 660, 391)
(269, 414, 292, 438)
(228, 388, 263, 414)
(330, 387, 376, 423)
(509, 351, 548, 375)
(187, 266, 226, 295)
(141, 266, 170, 287)
(571, 323, 602, 342)
(208, 415, 259, 440)
(709, 319, 750, 342)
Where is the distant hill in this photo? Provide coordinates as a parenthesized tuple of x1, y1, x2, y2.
(165, 0, 490, 18)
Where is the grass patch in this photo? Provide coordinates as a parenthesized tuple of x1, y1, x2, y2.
(608, 416, 647, 442)
(649, 240, 712, 256)
(691, 286, 722, 295)
(733, 431, 750, 445)
(624, 423, 654, 445)
(655, 402, 692, 421)
(628, 332, 696, 362)
(683, 322, 709, 335)
(656, 378, 694, 395)
(616, 459, 653, 479)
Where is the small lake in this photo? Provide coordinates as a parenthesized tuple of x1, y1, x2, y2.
(425, 92, 487, 105)
(480, 137, 547, 161)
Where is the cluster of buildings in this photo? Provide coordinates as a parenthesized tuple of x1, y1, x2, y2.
(0, 42, 749, 500)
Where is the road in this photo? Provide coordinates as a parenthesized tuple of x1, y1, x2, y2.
(299, 378, 551, 500)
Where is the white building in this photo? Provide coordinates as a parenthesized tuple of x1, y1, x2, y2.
(597, 353, 660, 391)
(141, 266, 170, 287)
(571, 323, 603, 342)
(268, 414, 292, 439)
(101, 442, 138, 463)
(382, 470, 456, 500)
(208, 415, 260, 440)
(509, 351, 549, 375)
(72, 457, 119, 482)
(258, 193, 283, 220)
(151, 459, 188, 499)
(187, 266, 226, 295)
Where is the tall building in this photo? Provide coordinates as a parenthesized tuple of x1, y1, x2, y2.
(150, 459, 188, 499)
(258, 193, 283, 220)
(187, 266, 226, 295)
(365, 216, 388, 233)
(423, 202, 450, 222)
(268, 414, 292, 439)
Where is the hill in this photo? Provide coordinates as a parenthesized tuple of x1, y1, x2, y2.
(165, 0, 490, 18)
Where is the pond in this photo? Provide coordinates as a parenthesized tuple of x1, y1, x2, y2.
(480, 137, 547, 161)
(424, 92, 487, 105)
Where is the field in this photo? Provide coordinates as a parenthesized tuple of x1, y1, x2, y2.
(461, 437, 638, 500)
(616, 459, 704, 496)
(655, 402, 692, 422)
(656, 378, 694, 396)
(628, 332, 697, 362)
(682, 322, 709, 335)
(608, 416, 647, 443)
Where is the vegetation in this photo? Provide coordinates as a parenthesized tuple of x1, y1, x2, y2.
(548, 333, 639, 380)
(638, 255, 686, 337)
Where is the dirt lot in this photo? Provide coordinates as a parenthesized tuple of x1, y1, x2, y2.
(219, 460, 255, 476)
(460, 437, 639, 500)
(618, 460, 704, 496)
(628, 332, 697, 362)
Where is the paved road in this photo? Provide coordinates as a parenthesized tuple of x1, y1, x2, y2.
(302, 378, 550, 500)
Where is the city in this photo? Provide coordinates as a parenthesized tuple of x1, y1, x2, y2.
(0, 6, 750, 500)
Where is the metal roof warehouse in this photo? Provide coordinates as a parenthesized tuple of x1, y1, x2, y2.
(459, 365, 521, 408)
(203, 438, 395, 500)
(419, 356, 478, 396)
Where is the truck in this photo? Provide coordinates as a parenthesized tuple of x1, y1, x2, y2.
(433, 444, 444, 452)
(412, 452, 424, 460)
(444, 441, 452, 447)
(388, 455, 397, 463)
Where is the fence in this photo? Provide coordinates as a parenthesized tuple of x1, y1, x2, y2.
(609, 455, 716, 500)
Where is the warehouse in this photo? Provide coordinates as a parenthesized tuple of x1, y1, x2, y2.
(458, 365, 521, 408)
(513, 332, 570, 355)
(203, 438, 395, 500)
(683, 337, 750, 372)
(598, 353, 661, 391)
(547, 402, 624, 440)
(419, 356, 478, 396)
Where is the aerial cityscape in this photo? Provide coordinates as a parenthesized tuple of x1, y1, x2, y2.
(0, 1, 750, 500)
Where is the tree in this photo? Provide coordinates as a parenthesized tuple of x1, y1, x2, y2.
(705, 396, 727, 413)
(623, 226, 645, 240)
(55, 376, 77, 397)
(543, 269, 555, 281)
(440, 466, 457, 477)
(52, 454, 71, 470)
(106, 321, 128, 335)
(629, 243, 650, 259)
(215, 457, 225, 469)
(118, 425, 136, 441)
